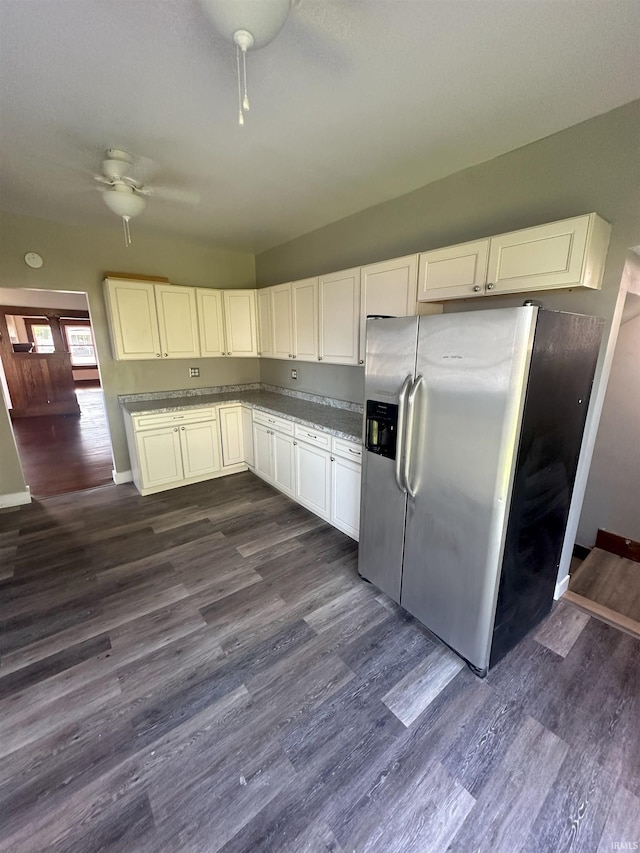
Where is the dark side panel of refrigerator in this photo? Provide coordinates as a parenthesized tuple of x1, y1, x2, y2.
(489, 310, 604, 669)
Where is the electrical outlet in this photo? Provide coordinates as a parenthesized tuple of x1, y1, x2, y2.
(291, 369, 298, 380)
(189, 367, 200, 378)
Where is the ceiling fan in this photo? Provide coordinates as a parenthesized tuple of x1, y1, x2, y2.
(94, 148, 199, 246)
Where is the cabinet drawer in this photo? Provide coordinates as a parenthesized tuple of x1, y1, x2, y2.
(294, 423, 331, 449)
(133, 408, 215, 431)
(252, 410, 294, 435)
(332, 436, 363, 463)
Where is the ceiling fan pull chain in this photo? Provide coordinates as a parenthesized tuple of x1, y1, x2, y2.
(236, 44, 244, 126)
(242, 47, 250, 112)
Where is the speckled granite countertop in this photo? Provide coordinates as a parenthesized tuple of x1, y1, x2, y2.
(120, 389, 364, 442)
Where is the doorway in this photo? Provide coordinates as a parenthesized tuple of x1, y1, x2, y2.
(0, 288, 114, 498)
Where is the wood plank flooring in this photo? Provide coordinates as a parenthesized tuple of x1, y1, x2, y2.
(570, 546, 640, 623)
(0, 473, 639, 853)
(10, 385, 113, 498)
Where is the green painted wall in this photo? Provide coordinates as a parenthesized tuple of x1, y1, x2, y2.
(0, 212, 257, 496)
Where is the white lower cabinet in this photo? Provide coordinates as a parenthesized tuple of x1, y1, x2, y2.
(125, 402, 362, 539)
(218, 405, 244, 467)
(252, 413, 295, 497)
(330, 436, 362, 540)
(241, 405, 255, 467)
(295, 439, 331, 521)
(127, 408, 222, 496)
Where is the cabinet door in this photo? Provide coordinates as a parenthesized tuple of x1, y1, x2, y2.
(273, 431, 295, 497)
(136, 426, 183, 488)
(417, 240, 489, 301)
(318, 268, 361, 365)
(257, 288, 273, 357)
(104, 278, 161, 360)
(179, 420, 220, 479)
(360, 255, 418, 364)
(487, 214, 594, 295)
(330, 455, 361, 540)
(155, 284, 200, 358)
(295, 440, 331, 520)
(292, 277, 318, 362)
(219, 406, 244, 467)
(253, 422, 273, 481)
(223, 290, 258, 357)
(241, 405, 255, 467)
(271, 283, 293, 360)
(197, 289, 226, 357)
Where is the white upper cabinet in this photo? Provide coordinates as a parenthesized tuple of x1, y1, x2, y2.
(417, 213, 610, 302)
(105, 278, 199, 360)
(271, 283, 294, 360)
(104, 278, 162, 360)
(197, 289, 226, 357)
(486, 214, 611, 295)
(418, 240, 489, 302)
(292, 277, 318, 362)
(360, 255, 418, 364)
(318, 268, 361, 365)
(257, 288, 273, 358)
(222, 290, 258, 357)
(154, 284, 200, 359)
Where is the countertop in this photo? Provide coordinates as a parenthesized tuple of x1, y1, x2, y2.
(120, 390, 364, 442)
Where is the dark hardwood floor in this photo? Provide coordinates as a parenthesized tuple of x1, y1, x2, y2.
(10, 385, 113, 498)
(0, 473, 639, 852)
(570, 547, 640, 624)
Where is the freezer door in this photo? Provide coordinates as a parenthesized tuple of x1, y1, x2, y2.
(400, 307, 536, 672)
(359, 317, 418, 603)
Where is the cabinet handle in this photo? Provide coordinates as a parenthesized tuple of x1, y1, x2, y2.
(348, 448, 361, 455)
(268, 418, 275, 423)
(487, 283, 495, 290)
(307, 433, 317, 439)
(473, 285, 481, 292)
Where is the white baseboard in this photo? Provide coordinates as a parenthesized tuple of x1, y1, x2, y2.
(554, 573, 570, 600)
(112, 469, 133, 485)
(0, 487, 31, 508)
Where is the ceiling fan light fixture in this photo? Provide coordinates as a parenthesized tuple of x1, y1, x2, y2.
(199, 0, 293, 124)
(102, 185, 146, 218)
(102, 185, 146, 246)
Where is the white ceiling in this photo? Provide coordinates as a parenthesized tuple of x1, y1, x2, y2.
(1, 0, 638, 253)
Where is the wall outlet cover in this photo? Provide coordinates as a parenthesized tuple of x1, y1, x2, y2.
(291, 369, 298, 380)
(189, 367, 200, 378)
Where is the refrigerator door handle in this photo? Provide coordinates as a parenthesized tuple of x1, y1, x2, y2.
(394, 374, 412, 493)
(404, 374, 424, 498)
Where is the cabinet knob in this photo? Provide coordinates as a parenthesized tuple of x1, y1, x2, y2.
(181, 426, 185, 431)
(487, 283, 495, 290)
(358, 359, 364, 365)
(318, 356, 323, 361)
(293, 440, 297, 445)
(257, 352, 261, 356)
(163, 353, 168, 357)
(331, 456, 335, 462)
(174, 427, 178, 432)
(156, 353, 161, 358)
(473, 285, 481, 292)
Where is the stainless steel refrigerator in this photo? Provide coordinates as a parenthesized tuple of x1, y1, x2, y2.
(359, 306, 602, 676)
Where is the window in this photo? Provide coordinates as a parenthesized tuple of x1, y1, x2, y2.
(30, 323, 55, 353)
(62, 323, 97, 366)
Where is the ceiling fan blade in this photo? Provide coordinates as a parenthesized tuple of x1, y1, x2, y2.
(146, 186, 200, 205)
